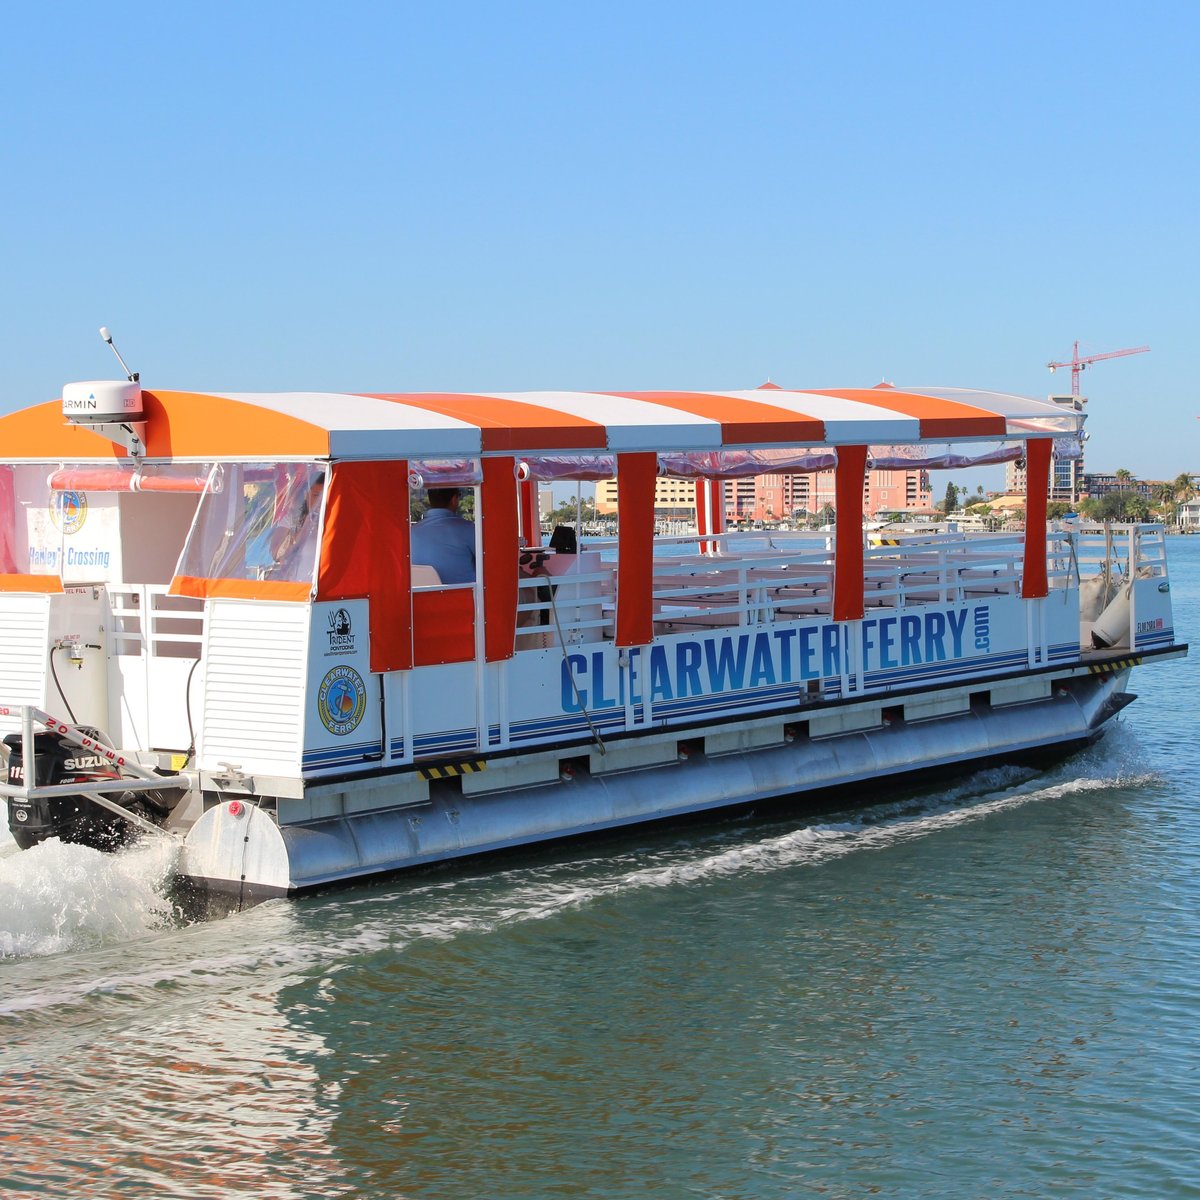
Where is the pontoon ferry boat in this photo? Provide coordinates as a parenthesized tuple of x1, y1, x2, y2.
(0, 376, 1186, 907)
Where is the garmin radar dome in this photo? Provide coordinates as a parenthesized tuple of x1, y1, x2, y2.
(56, 327, 147, 455)
(61, 379, 144, 423)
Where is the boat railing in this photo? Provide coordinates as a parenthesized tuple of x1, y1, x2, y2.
(109, 585, 206, 660)
(513, 529, 1082, 647)
(0, 703, 191, 815)
(648, 532, 1062, 635)
(1072, 523, 1169, 581)
(515, 568, 613, 648)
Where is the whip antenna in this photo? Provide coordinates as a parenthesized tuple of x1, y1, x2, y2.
(98, 326, 139, 382)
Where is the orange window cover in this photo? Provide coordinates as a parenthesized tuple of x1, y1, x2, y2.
(481, 457, 518, 662)
(317, 460, 414, 673)
(412, 588, 475, 666)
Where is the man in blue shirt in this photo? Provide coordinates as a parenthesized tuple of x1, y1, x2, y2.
(411, 488, 476, 584)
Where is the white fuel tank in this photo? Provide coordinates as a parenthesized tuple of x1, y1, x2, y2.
(1091, 578, 1132, 649)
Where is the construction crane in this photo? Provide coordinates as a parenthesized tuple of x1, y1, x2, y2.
(1047, 341, 1150, 396)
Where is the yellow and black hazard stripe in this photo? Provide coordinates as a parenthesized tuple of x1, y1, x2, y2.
(419, 759, 486, 781)
(1088, 656, 1142, 676)
(870, 536, 901, 546)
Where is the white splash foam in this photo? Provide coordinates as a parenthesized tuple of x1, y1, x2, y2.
(0, 836, 180, 960)
(0, 798, 16, 854)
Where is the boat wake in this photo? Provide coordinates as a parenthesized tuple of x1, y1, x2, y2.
(0, 834, 181, 960)
(337, 722, 1163, 945)
(0, 727, 1159, 977)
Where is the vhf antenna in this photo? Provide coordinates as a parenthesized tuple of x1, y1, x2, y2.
(98, 326, 139, 382)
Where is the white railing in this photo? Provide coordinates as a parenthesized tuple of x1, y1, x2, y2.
(648, 532, 1065, 635)
(0, 703, 190, 819)
(512, 530, 1078, 646)
(1067, 523, 1172, 654)
(109, 586, 205, 660)
(516, 569, 612, 648)
(1072, 523, 1168, 581)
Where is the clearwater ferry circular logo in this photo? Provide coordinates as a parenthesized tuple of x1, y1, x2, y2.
(317, 665, 367, 736)
(50, 491, 88, 534)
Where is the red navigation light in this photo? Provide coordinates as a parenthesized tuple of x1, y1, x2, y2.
(228, 801, 244, 817)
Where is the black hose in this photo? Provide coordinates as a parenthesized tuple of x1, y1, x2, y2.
(184, 656, 201, 765)
(48, 647, 78, 724)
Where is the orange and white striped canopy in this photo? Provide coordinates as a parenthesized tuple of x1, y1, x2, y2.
(0, 384, 1079, 461)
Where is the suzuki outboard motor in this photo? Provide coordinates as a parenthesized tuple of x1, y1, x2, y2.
(4, 728, 168, 851)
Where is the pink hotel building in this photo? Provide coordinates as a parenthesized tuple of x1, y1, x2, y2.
(733, 466, 933, 523)
(595, 467, 932, 524)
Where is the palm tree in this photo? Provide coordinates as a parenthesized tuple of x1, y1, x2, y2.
(1154, 482, 1177, 525)
(1173, 472, 1197, 530)
(1114, 467, 1135, 486)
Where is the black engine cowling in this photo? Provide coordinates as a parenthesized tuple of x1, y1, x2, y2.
(5, 728, 152, 851)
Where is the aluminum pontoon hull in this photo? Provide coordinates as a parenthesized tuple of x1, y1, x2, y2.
(178, 668, 1133, 908)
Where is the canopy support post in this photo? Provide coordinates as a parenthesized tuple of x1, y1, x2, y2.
(1021, 438, 1051, 600)
(833, 446, 868, 623)
(481, 457, 519, 662)
(695, 479, 726, 555)
(616, 452, 657, 648)
(518, 477, 540, 546)
(709, 479, 725, 549)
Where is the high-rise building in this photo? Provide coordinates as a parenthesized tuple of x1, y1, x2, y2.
(750, 467, 930, 522)
(594, 475, 701, 516)
(725, 478, 756, 521)
(1005, 394, 1086, 502)
(594, 468, 931, 524)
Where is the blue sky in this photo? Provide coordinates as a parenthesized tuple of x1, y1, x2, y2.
(0, 1, 1194, 483)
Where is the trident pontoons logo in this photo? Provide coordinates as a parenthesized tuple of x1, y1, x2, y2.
(317, 665, 367, 736)
(50, 491, 88, 534)
(326, 607, 356, 656)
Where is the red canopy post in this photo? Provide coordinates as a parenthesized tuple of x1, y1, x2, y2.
(1021, 438, 1052, 600)
(518, 476, 540, 546)
(833, 445, 868, 622)
(694, 480, 711, 554)
(616, 452, 657, 647)
(695, 479, 726, 554)
(711, 480, 727, 536)
(481, 456, 520, 661)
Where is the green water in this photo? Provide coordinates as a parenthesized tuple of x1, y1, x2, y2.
(2, 540, 1197, 1198)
